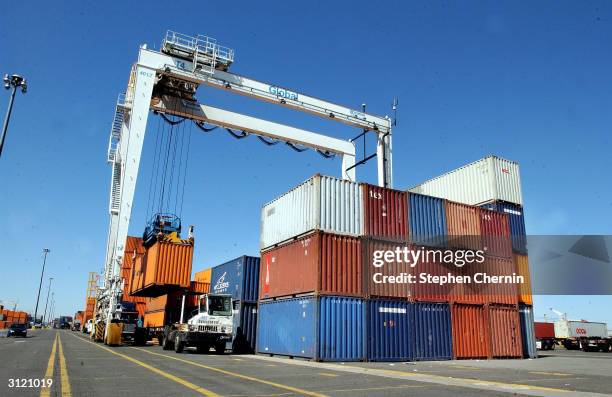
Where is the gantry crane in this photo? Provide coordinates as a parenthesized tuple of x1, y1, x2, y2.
(98, 30, 394, 339)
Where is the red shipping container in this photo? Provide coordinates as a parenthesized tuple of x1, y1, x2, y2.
(445, 201, 482, 250)
(363, 238, 411, 299)
(534, 322, 555, 339)
(480, 209, 512, 258)
(260, 231, 363, 299)
(451, 303, 491, 359)
(361, 184, 408, 241)
(487, 304, 522, 358)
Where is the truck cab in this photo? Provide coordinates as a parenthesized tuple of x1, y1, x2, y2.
(163, 293, 233, 354)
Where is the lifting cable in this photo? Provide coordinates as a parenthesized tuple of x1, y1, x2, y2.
(257, 136, 279, 146)
(179, 107, 194, 219)
(145, 113, 164, 223)
(316, 149, 336, 159)
(225, 128, 249, 139)
(160, 113, 186, 126)
(286, 142, 308, 152)
(157, 120, 175, 215)
(194, 121, 217, 132)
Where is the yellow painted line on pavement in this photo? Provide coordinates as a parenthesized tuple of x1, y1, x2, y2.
(68, 333, 220, 397)
(40, 332, 58, 397)
(132, 347, 330, 397)
(57, 333, 72, 397)
(318, 372, 339, 377)
(529, 371, 571, 376)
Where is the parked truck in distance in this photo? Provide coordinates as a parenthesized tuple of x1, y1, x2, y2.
(554, 320, 610, 352)
(534, 322, 556, 350)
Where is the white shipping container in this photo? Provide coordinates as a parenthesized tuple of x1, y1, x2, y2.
(260, 174, 363, 249)
(554, 320, 608, 339)
(409, 156, 523, 206)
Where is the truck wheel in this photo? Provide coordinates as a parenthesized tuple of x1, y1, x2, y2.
(174, 334, 184, 353)
(214, 342, 225, 354)
(580, 341, 588, 352)
(549, 342, 555, 350)
(196, 344, 210, 354)
(162, 333, 173, 350)
(157, 336, 163, 346)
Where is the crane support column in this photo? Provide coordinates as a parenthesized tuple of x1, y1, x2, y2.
(377, 130, 393, 188)
(103, 64, 155, 336)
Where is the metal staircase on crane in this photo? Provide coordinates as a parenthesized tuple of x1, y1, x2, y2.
(106, 94, 129, 164)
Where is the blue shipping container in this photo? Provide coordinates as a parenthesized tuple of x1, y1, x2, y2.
(368, 300, 413, 361)
(230, 301, 257, 353)
(413, 302, 453, 360)
(211, 256, 260, 302)
(481, 201, 526, 253)
(408, 193, 447, 247)
(258, 296, 365, 361)
(518, 304, 538, 359)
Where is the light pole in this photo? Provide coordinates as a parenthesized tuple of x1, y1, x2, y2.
(1, 74, 27, 158)
(42, 277, 53, 324)
(48, 293, 55, 327)
(34, 248, 50, 324)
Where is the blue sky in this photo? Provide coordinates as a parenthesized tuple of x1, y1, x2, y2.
(0, 1, 611, 324)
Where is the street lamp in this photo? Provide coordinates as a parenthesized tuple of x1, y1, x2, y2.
(48, 293, 55, 327)
(42, 277, 53, 324)
(1, 74, 27, 158)
(34, 248, 50, 324)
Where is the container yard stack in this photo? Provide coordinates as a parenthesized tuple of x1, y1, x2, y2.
(409, 155, 532, 359)
(211, 256, 260, 353)
(259, 175, 367, 361)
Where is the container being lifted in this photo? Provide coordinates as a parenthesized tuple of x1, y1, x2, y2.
(130, 228, 194, 298)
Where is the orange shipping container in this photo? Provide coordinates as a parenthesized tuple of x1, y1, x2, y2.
(487, 304, 522, 358)
(457, 256, 518, 305)
(121, 236, 147, 305)
(194, 268, 212, 283)
(445, 201, 481, 250)
(260, 231, 363, 300)
(514, 254, 533, 305)
(451, 303, 491, 359)
(131, 237, 194, 297)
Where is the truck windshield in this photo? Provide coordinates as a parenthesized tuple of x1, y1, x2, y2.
(207, 296, 232, 316)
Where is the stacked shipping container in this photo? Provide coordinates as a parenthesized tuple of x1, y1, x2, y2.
(0, 310, 29, 326)
(410, 156, 533, 358)
(258, 159, 531, 361)
(211, 256, 260, 353)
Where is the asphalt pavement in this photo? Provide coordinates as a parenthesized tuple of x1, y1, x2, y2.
(1, 329, 611, 397)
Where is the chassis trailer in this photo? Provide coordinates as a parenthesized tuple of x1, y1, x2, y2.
(554, 320, 611, 352)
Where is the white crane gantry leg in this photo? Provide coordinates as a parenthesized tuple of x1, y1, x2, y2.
(103, 65, 155, 335)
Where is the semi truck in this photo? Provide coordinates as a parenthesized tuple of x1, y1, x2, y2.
(144, 291, 233, 354)
(554, 320, 610, 352)
(534, 322, 556, 350)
